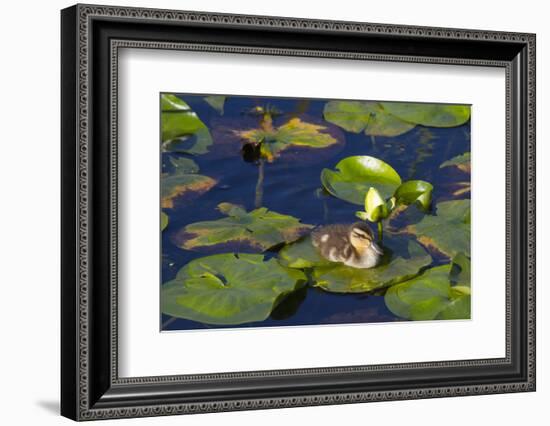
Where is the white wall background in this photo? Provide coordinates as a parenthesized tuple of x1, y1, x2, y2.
(0, 0, 545, 424)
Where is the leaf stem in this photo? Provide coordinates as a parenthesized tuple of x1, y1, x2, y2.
(255, 157, 265, 208)
(377, 221, 383, 242)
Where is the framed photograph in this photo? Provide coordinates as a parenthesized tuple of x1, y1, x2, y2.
(61, 4, 536, 421)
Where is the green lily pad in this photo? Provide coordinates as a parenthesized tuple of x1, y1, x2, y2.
(394, 180, 433, 211)
(384, 260, 471, 321)
(174, 203, 313, 251)
(161, 94, 213, 155)
(204, 95, 226, 114)
(278, 235, 333, 269)
(440, 152, 471, 173)
(406, 199, 470, 257)
(321, 156, 402, 205)
(279, 237, 432, 293)
(312, 240, 432, 293)
(235, 117, 340, 162)
(161, 253, 306, 325)
(323, 101, 416, 137)
(161, 211, 169, 231)
(161, 157, 217, 208)
(323, 101, 470, 138)
(380, 102, 471, 128)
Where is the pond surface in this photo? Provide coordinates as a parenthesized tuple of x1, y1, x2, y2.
(161, 94, 471, 331)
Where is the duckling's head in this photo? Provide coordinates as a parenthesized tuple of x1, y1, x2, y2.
(349, 222, 384, 256)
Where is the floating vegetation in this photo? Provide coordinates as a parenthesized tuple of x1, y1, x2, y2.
(235, 116, 341, 163)
(161, 94, 213, 155)
(404, 199, 471, 258)
(321, 156, 432, 241)
(440, 152, 471, 173)
(161, 156, 217, 208)
(384, 254, 471, 320)
(160, 94, 471, 329)
(324, 101, 470, 137)
(280, 237, 431, 293)
(161, 211, 169, 231)
(161, 253, 306, 325)
(173, 202, 313, 252)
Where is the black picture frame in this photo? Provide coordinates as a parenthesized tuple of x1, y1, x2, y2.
(61, 4, 536, 421)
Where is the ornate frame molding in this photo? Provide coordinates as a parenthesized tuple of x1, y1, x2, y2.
(61, 4, 536, 421)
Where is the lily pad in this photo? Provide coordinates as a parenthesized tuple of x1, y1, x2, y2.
(384, 261, 471, 321)
(161, 94, 213, 155)
(174, 203, 313, 251)
(321, 156, 402, 205)
(312, 240, 432, 293)
(279, 237, 432, 293)
(161, 211, 169, 231)
(440, 152, 471, 173)
(405, 199, 470, 257)
(235, 117, 340, 162)
(380, 102, 471, 128)
(161, 157, 217, 209)
(204, 95, 226, 114)
(323, 101, 416, 137)
(323, 101, 470, 137)
(161, 253, 306, 325)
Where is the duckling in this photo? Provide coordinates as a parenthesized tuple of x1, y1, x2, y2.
(311, 222, 383, 269)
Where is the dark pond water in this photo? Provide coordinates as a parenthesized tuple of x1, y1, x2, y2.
(161, 94, 471, 331)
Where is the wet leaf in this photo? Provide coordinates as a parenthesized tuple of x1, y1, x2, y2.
(235, 117, 340, 162)
(323, 101, 416, 137)
(278, 235, 334, 269)
(161, 211, 169, 231)
(204, 95, 226, 114)
(279, 238, 432, 293)
(384, 262, 471, 321)
(161, 157, 217, 208)
(394, 180, 433, 211)
(405, 199, 471, 257)
(161, 94, 213, 155)
(161, 253, 306, 325)
(380, 102, 471, 128)
(364, 187, 391, 222)
(174, 203, 314, 251)
(312, 240, 432, 293)
(440, 152, 471, 173)
(321, 156, 402, 205)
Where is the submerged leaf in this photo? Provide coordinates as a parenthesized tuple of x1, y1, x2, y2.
(323, 101, 416, 137)
(161, 94, 213, 155)
(384, 260, 471, 321)
(235, 117, 340, 162)
(321, 156, 402, 205)
(161, 253, 306, 325)
(405, 199, 471, 257)
(174, 204, 313, 251)
(204, 95, 226, 114)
